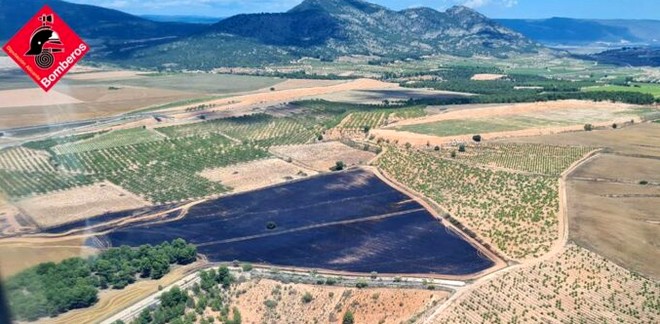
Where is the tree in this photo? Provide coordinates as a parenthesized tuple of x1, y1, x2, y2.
(332, 161, 345, 171)
(612, 123, 618, 129)
(342, 310, 355, 324)
(584, 124, 594, 131)
(363, 125, 371, 134)
(472, 135, 482, 142)
(458, 144, 466, 152)
(434, 146, 440, 151)
(451, 151, 457, 158)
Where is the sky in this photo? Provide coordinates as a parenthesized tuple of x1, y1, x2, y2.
(65, 0, 660, 20)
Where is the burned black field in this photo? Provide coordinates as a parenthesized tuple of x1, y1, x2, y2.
(96, 169, 494, 275)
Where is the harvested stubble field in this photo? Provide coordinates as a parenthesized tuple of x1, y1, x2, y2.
(568, 154, 660, 279)
(0, 85, 199, 129)
(230, 279, 447, 324)
(270, 142, 376, 171)
(396, 105, 655, 138)
(15, 181, 151, 229)
(434, 245, 660, 323)
(377, 147, 561, 260)
(451, 143, 595, 176)
(200, 158, 317, 193)
(0, 237, 97, 278)
(308, 87, 470, 105)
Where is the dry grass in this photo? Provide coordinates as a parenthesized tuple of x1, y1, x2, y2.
(15, 181, 151, 229)
(270, 142, 376, 171)
(230, 279, 447, 324)
(308, 86, 469, 105)
(0, 237, 97, 278)
(200, 158, 317, 193)
(66, 71, 145, 81)
(434, 244, 659, 323)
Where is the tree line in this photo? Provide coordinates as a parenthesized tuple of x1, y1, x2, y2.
(7, 238, 197, 321)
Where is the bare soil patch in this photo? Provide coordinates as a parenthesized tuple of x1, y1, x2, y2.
(16, 181, 151, 229)
(200, 158, 317, 193)
(270, 142, 376, 171)
(230, 278, 447, 324)
(470, 73, 506, 81)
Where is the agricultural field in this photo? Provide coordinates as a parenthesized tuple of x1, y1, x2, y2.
(270, 142, 376, 171)
(200, 158, 317, 193)
(98, 169, 495, 275)
(0, 147, 56, 172)
(396, 105, 657, 138)
(568, 154, 660, 279)
(377, 147, 560, 260)
(51, 128, 166, 155)
(15, 181, 150, 229)
(583, 83, 660, 98)
(434, 245, 659, 323)
(230, 279, 447, 324)
(309, 88, 471, 105)
(156, 114, 316, 147)
(337, 106, 426, 133)
(451, 143, 595, 176)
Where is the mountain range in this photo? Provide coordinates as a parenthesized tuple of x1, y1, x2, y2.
(3, 0, 660, 69)
(1, 0, 538, 69)
(497, 18, 660, 46)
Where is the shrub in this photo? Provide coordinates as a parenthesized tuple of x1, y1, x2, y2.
(302, 292, 313, 304)
(241, 263, 253, 272)
(343, 310, 355, 324)
(434, 146, 440, 151)
(356, 280, 368, 288)
(370, 271, 378, 279)
(639, 180, 649, 185)
(584, 124, 594, 131)
(472, 134, 482, 142)
(458, 144, 466, 152)
(451, 150, 457, 158)
(266, 221, 277, 230)
(612, 123, 618, 129)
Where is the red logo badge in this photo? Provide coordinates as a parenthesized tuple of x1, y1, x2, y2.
(2, 5, 90, 92)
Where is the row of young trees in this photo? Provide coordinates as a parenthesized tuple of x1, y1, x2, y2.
(7, 239, 197, 321)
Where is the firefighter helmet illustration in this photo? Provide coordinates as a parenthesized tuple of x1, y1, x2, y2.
(24, 14, 64, 69)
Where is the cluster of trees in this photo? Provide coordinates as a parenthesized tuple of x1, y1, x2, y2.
(130, 267, 237, 324)
(7, 239, 197, 322)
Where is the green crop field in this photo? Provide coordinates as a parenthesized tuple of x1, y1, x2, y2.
(583, 83, 660, 98)
(157, 114, 316, 147)
(51, 128, 166, 155)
